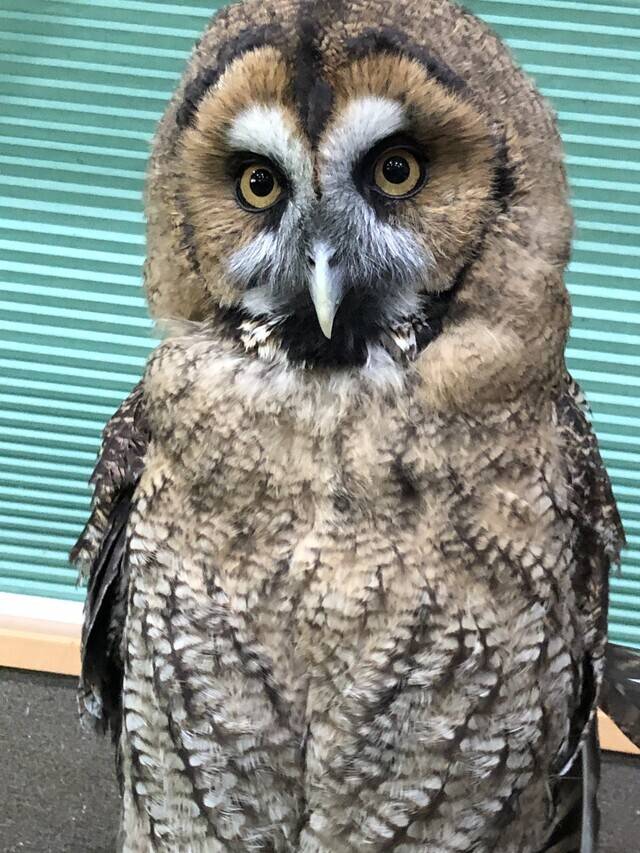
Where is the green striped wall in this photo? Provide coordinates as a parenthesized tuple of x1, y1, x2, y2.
(1, 0, 639, 647)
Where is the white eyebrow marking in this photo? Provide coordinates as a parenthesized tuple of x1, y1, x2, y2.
(319, 96, 407, 168)
(226, 104, 313, 189)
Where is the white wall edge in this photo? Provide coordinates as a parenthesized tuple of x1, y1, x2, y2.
(0, 592, 84, 626)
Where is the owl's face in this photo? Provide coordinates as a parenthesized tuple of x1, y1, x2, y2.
(148, 0, 572, 392)
(176, 41, 503, 367)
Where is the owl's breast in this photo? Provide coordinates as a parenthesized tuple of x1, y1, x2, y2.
(132, 345, 436, 715)
(126, 344, 582, 851)
(137, 340, 577, 690)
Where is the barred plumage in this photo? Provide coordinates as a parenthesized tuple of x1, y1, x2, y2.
(72, 1, 633, 850)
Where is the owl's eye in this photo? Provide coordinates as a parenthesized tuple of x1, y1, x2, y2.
(372, 148, 425, 199)
(237, 164, 283, 210)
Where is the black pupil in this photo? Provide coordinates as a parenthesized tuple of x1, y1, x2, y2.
(383, 155, 411, 185)
(249, 168, 275, 197)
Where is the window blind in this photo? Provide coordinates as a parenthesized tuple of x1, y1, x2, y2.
(1, 0, 638, 647)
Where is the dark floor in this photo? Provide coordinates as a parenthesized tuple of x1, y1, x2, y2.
(1, 668, 638, 852)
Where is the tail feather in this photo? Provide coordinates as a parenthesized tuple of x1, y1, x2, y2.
(540, 721, 600, 853)
(580, 723, 600, 853)
(601, 643, 640, 748)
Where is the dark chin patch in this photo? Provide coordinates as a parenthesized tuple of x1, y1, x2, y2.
(282, 288, 453, 368)
(220, 288, 454, 370)
(279, 290, 386, 367)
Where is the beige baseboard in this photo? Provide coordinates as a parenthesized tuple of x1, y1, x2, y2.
(0, 614, 81, 677)
(0, 615, 638, 756)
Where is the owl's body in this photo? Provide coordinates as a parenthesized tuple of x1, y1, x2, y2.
(115, 344, 602, 853)
(73, 0, 629, 850)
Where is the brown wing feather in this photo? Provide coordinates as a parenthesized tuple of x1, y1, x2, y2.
(558, 375, 625, 564)
(70, 382, 150, 736)
(71, 381, 149, 572)
(541, 374, 625, 853)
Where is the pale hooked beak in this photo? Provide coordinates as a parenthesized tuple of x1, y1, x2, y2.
(307, 241, 346, 339)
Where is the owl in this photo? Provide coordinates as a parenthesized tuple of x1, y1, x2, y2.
(71, 0, 634, 851)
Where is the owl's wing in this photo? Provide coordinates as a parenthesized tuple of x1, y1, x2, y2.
(557, 380, 640, 741)
(70, 382, 150, 740)
(541, 375, 626, 853)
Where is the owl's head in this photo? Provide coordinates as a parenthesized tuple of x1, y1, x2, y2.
(146, 0, 572, 400)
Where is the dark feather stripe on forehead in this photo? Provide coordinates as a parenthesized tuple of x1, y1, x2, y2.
(176, 23, 288, 130)
(293, 1, 336, 145)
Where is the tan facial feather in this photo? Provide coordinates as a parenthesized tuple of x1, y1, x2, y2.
(325, 54, 500, 291)
(178, 47, 306, 308)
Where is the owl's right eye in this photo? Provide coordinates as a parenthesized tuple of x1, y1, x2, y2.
(237, 164, 284, 211)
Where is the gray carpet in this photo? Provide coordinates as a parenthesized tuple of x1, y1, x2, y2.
(1, 667, 638, 852)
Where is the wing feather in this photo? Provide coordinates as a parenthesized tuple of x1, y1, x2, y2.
(70, 382, 149, 736)
(542, 375, 625, 852)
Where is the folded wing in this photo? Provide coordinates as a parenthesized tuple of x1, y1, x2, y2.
(70, 383, 150, 742)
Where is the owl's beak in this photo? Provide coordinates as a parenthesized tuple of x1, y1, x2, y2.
(307, 242, 345, 339)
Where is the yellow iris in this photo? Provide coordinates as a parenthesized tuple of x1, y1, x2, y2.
(373, 149, 423, 198)
(238, 165, 283, 210)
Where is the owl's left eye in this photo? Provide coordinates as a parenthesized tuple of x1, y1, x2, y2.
(372, 148, 426, 199)
(237, 164, 284, 211)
